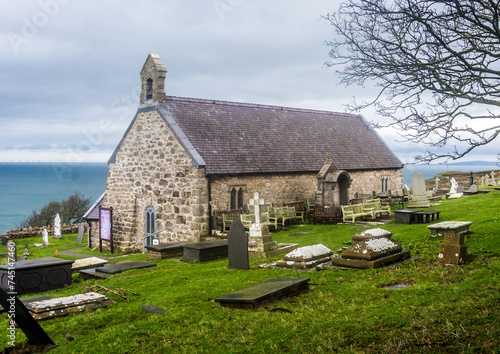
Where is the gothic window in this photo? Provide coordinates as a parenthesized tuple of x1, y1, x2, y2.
(145, 206, 156, 247)
(381, 177, 389, 192)
(146, 78, 153, 100)
(230, 187, 244, 210)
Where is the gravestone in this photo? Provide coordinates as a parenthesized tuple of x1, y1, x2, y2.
(77, 225, 85, 243)
(408, 173, 430, 208)
(450, 178, 458, 194)
(490, 171, 497, 186)
(247, 192, 278, 258)
(1, 236, 7, 246)
(227, 218, 249, 270)
(275, 244, 333, 269)
(53, 214, 62, 239)
(438, 233, 468, 265)
(464, 184, 478, 195)
(457, 185, 464, 193)
(0, 284, 54, 347)
(42, 228, 49, 246)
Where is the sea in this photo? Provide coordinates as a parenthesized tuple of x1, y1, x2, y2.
(0, 161, 498, 233)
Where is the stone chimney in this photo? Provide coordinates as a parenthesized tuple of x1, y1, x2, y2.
(140, 53, 167, 104)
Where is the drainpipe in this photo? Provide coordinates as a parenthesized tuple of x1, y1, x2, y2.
(207, 175, 218, 237)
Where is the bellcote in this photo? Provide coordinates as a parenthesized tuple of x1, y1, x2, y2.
(140, 53, 167, 104)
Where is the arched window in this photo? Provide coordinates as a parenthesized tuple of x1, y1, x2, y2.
(146, 78, 153, 100)
(237, 188, 244, 209)
(144, 206, 156, 248)
(381, 177, 390, 192)
(230, 188, 237, 210)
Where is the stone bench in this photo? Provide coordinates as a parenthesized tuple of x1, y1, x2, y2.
(427, 221, 473, 237)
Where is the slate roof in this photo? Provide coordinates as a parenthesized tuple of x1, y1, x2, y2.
(109, 96, 402, 175)
(83, 192, 105, 221)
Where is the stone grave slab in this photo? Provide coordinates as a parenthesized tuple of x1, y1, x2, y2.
(341, 238, 402, 261)
(0, 295, 53, 313)
(329, 250, 411, 269)
(352, 228, 392, 244)
(0, 257, 74, 295)
(228, 219, 249, 270)
(0, 285, 54, 347)
(427, 221, 472, 237)
(275, 244, 332, 269)
(26, 292, 115, 320)
(71, 257, 108, 272)
(78, 268, 112, 280)
(145, 242, 193, 260)
(215, 278, 310, 308)
(182, 240, 228, 263)
(94, 261, 157, 274)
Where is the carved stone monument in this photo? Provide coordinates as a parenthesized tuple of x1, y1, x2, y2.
(408, 173, 430, 208)
(42, 228, 49, 246)
(53, 214, 62, 239)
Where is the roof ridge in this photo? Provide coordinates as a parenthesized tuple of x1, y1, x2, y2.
(165, 95, 354, 117)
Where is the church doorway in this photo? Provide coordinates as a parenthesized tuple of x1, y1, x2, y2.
(145, 206, 156, 249)
(338, 174, 350, 205)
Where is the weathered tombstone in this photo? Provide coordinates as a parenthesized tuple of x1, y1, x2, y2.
(227, 218, 249, 270)
(438, 233, 468, 265)
(0, 284, 54, 347)
(490, 171, 497, 186)
(433, 176, 439, 194)
(53, 214, 62, 239)
(42, 228, 49, 246)
(408, 173, 430, 208)
(1, 236, 7, 246)
(77, 225, 84, 243)
(247, 192, 278, 258)
(469, 184, 478, 193)
(450, 178, 458, 194)
(457, 185, 464, 194)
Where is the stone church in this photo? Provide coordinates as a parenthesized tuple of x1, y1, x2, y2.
(91, 53, 403, 252)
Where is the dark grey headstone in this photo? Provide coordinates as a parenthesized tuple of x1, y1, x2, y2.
(77, 226, 84, 243)
(1, 236, 7, 246)
(227, 219, 249, 270)
(0, 285, 54, 346)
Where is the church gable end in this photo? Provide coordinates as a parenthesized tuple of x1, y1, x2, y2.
(103, 110, 208, 252)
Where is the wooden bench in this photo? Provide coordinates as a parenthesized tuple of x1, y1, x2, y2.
(365, 199, 391, 218)
(309, 206, 342, 224)
(219, 209, 244, 231)
(341, 204, 373, 223)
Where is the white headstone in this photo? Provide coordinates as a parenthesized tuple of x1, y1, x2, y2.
(408, 173, 430, 208)
(42, 228, 49, 245)
(249, 192, 265, 226)
(53, 214, 61, 239)
(490, 171, 496, 186)
(450, 178, 458, 194)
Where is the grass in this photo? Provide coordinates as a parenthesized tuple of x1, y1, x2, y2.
(1, 191, 499, 353)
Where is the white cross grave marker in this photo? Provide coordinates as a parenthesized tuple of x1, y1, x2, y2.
(249, 192, 265, 226)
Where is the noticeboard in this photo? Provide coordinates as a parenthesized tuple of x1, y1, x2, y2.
(99, 207, 113, 253)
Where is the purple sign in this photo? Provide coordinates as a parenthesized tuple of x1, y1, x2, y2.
(99, 208, 112, 241)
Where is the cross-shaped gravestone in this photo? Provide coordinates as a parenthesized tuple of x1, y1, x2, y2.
(249, 192, 265, 225)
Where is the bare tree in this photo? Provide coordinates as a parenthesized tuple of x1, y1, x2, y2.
(324, 0, 500, 162)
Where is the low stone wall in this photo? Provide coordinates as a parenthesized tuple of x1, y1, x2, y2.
(5, 223, 88, 240)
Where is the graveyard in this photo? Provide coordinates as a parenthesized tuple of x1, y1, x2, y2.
(0, 191, 499, 352)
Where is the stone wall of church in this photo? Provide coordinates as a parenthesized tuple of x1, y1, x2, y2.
(210, 173, 318, 212)
(99, 110, 209, 252)
(210, 168, 403, 213)
(348, 169, 404, 197)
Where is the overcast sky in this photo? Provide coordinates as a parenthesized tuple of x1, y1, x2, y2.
(0, 0, 496, 164)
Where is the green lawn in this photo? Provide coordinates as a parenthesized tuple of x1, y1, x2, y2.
(1, 191, 499, 353)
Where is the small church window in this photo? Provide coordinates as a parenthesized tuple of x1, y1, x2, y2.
(146, 78, 153, 100)
(381, 177, 389, 192)
(230, 187, 244, 210)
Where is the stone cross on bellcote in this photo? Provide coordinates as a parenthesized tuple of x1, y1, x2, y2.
(249, 192, 265, 226)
